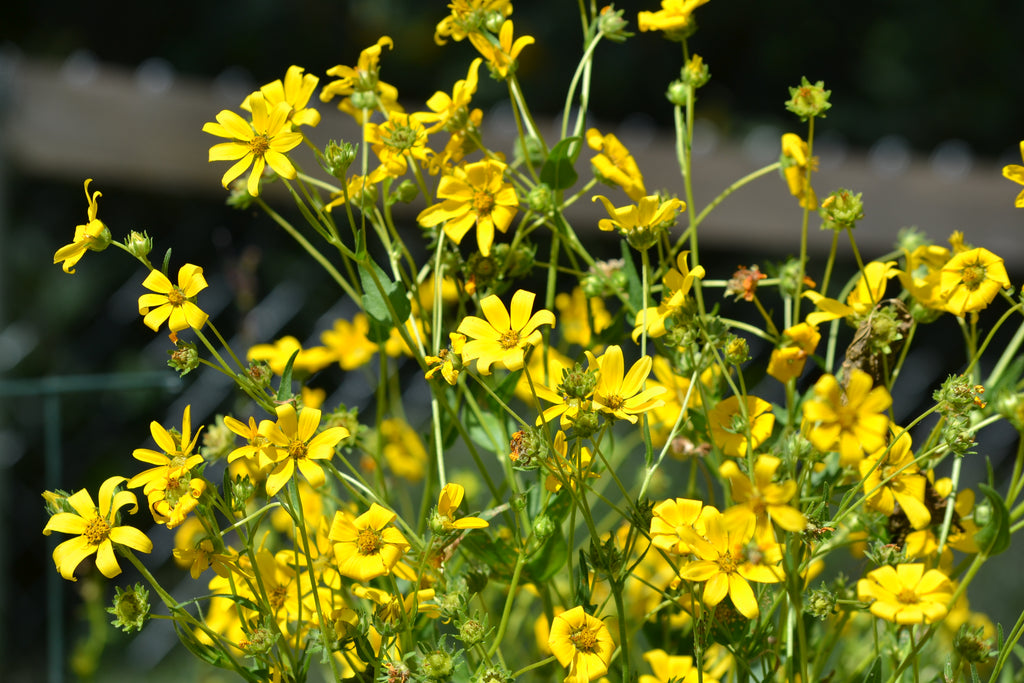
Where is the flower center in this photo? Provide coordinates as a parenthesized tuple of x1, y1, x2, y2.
(569, 626, 598, 653)
(960, 263, 986, 291)
(498, 330, 521, 350)
(896, 587, 920, 605)
(84, 516, 111, 545)
(604, 395, 625, 411)
(382, 123, 419, 152)
(356, 527, 384, 555)
(269, 584, 288, 611)
(473, 191, 495, 215)
(716, 550, 737, 574)
(167, 287, 186, 307)
(287, 439, 308, 460)
(249, 134, 271, 157)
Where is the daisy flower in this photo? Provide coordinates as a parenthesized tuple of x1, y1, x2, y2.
(43, 476, 153, 581)
(547, 606, 615, 683)
(258, 404, 349, 496)
(802, 369, 891, 465)
(457, 289, 555, 374)
(54, 179, 110, 274)
(939, 247, 1011, 316)
(587, 345, 666, 424)
(857, 563, 954, 624)
(137, 263, 209, 333)
(330, 503, 410, 582)
(707, 395, 775, 457)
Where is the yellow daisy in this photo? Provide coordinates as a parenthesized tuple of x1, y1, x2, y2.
(857, 563, 954, 625)
(593, 194, 685, 250)
(435, 483, 489, 531)
(242, 65, 320, 128)
(638, 0, 711, 35)
(258, 403, 350, 496)
(802, 369, 891, 465)
(938, 247, 1011, 316)
(468, 20, 534, 79)
(330, 503, 410, 582)
(1001, 141, 1024, 207)
(320, 36, 404, 124)
(547, 606, 615, 683)
(417, 158, 519, 257)
(54, 178, 110, 274)
(780, 133, 817, 209)
(457, 289, 555, 374)
(137, 263, 209, 333)
(43, 476, 153, 581)
(766, 322, 820, 383)
(707, 395, 775, 457)
(587, 345, 666, 424)
(202, 92, 303, 197)
(586, 128, 647, 201)
(719, 455, 806, 535)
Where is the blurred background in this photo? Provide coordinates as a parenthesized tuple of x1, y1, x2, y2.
(3, 0, 1023, 680)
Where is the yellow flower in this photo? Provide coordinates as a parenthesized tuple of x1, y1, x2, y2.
(555, 287, 611, 348)
(425, 332, 467, 385)
(632, 250, 704, 340)
(802, 369, 891, 465)
(325, 174, 379, 212)
(434, 0, 513, 45)
(707, 395, 775, 457)
(321, 314, 379, 370)
(203, 92, 303, 197)
(54, 179, 110, 274)
(938, 247, 1011, 316)
(638, 0, 711, 35)
(417, 158, 519, 257)
(330, 503, 410, 582)
(641, 648, 719, 683)
(242, 65, 320, 128)
(469, 20, 534, 79)
(422, 58, 482, 134)
(245, 336, 335, 376)
(545, 430, 597, 493)
(320, 36, 404, 124)
(593, 194, 685, 250)
(719, 455, 806, 535)
(1001, 141, 1024, 207)
(457, 289, 556, 374)
(677, 507, 783, 619)
(547, 606, 615, 683)
(859, 430, 930, 530)
(767, 322, 820, 383)
(897, 243, 950, 311)
(435, 483, 489, 531)
(258, 404, 350, 496)
(43, 476, 153, 581)
(148, 476, 206, 529)
(587, 345, 666, 424)
(857, 563, 954, 624)
(845, 260, 900, 314)
(780, 133, 818, 209)
(128, 405, 204, 496)
(137, 264, 209, 332)
(650, 497, 709, 555)
(380, 417, 428, 482)
(586, 128, 647, 201)
(366, 112, 432, 181)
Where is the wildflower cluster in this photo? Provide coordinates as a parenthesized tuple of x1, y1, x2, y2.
(44, 3, 1023, 683)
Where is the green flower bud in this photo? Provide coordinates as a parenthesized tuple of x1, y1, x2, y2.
(953, 624, 996, 664)
(167, 340, 199, 377)
(786, 76, 832, 121)
(666, 80, 689, 107)
(226, 178, 255, 208)
(201, 415, 234, 461)
(230, 474, 255, 513)
(483, 11, 506, 33)
(558, 363, 597, 400)
(107, 583, 151, 633)
(245, 360, 273, 389)
(473, 666, 513, 683)
(724, 336, 749, 366)
(805, 584, 837, 620)
(124, 230, 152, 260)
(895, 226, 929, 254)
(391, 179, 419, 205)
(516, 136, 545, 168)
(597, 5, 634, 43)
(681, 54, 710, 89)
(321, 139, 357, 179)
(820, 188, 864, 231)
(570, 407, 602, 438)
(240, 624, 278, 655)
(42, 489, 75, 516)
(532, 514, 556, 541)
(457, 615, 489, 647)
(527, 183, 554, 214)
(509, 429, 546, 469)
(581, 259, 627, 298)
(420, 643, 456, 680)
(350, 90, 378, 111)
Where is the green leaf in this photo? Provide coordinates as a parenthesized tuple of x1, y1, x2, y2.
(620, 241, 643, 310)
(276, 349, 300, 402)
(861, 657, 881, 683)
(464, 404, 510, 455)
(973, 483, 1010, 556)
(358, 259, 412, 343)
(540, 137, 580, 191)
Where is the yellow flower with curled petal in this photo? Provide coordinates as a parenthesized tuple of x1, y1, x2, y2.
(417, 158, 518, 257)
(457, 289, 555, 374)
(857, 563, 953, 624)
(128, 405, 204, 495)
(632, 250, 704, 340)
(548, 606, 615, 683)
(203, 92, 303, 197)
(469, 20, 534, 79)
(422, 58, 482, 134)
(330, 503, 410, 582)
(586, 128, 647, 201)
(1002, 141, 1024, 207)
(242, 65, 320, 129)
(781, 133, 818, 209)
(638, 0, 711, 35)
(859, 429, 930, 530)
(43, 476, 153, 581)
(803, 260, 898, 326)
(320, 36, 404, 124)
(138, 264, 209, 332)
(802, 369, 891, 465)
(366, 112, 433, 181)
(939, 247, 1011, 316)
(707, 395, 775, 457)
(897, 243, 950, 312)
(54, 179, 110, 274)
(593, 194, 685, 250)
(649, 497, 710, 555)
(719, 455, 806, 535)
(435, 483, 489, 531)
(676, 507, 783, 619)
(767, 322, 820, 383)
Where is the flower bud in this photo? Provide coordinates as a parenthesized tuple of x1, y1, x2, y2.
(473, 666, 513, 683)
(124, 230, 153, 260)
(953, 624, 995, 664)
(322, 140, 357, 179)
(665, 80, 689, 107)
(167, 340, 200, 376)
(820, 188, 864, 231)
(391, 179, 419, 204)
(805, 584, 837, 620)
(582, 259, 627, 298)
(527, 183, 554, 214)
(226, 178, 255, 208)
(558, 363, 597, 400)
(724, 336, 749, 366)
(350, 90, 378, 111)
(681, 54, 710, 89)
(245, 360, 273, 389)
(785, 77, 832, 121)
(457, 615, 488, 646)
(532, 514, 556, 541)
(230, 474, 255, 513)
(516, 135, 545, 168)
(107, 583, 151, 633)
(42, 489, 75, 516)
(597, 5, 633, 42)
